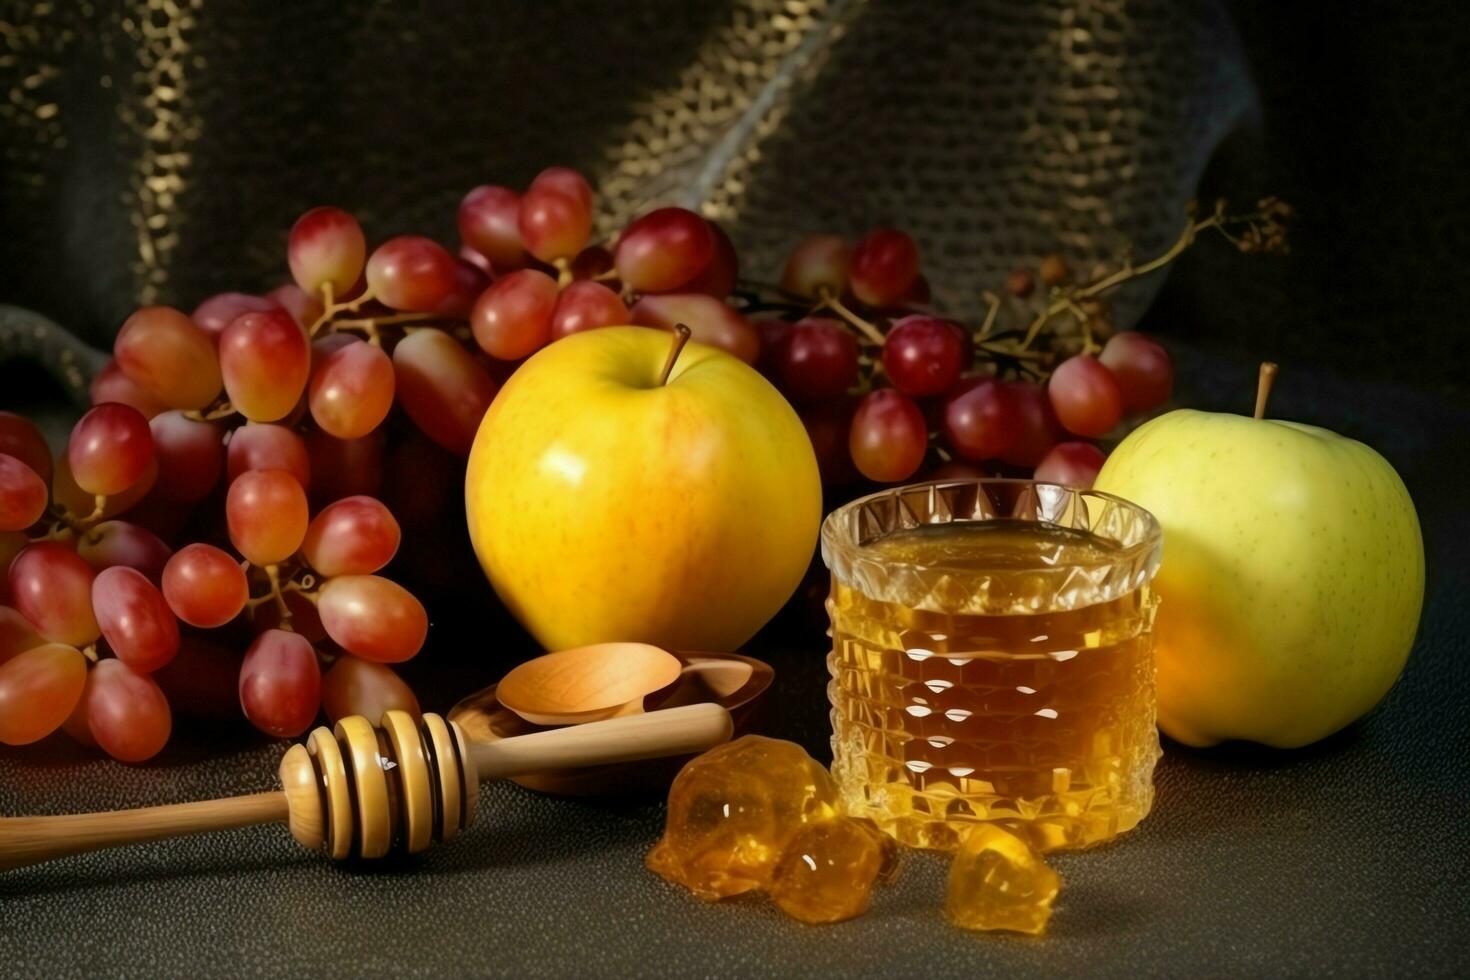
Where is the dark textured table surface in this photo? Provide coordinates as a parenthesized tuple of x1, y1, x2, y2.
(2, 342, 1467, 979)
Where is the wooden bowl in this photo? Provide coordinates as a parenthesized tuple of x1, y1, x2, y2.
(448, 651, 773, 797)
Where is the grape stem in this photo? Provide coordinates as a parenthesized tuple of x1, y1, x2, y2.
(976, 291, 1001, 342)
(309, 283, 379, 338)
(263, 564, 293, 630)
(552, 258, 574, 288)
(815, 288, 886, 346)
(80, 644, 97, 664)
(658, 324, 693, 386)
(44, 496, 108, 538)
(334, 318, 382, 347)
(184, 400, 238, 423)
(590, 268, 620, 283)
(1017, 197, 1290, 351)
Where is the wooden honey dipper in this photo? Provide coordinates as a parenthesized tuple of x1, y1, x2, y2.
(0, 702, 732, 872)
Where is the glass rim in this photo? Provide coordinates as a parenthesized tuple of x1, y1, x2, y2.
(820, 477, 1162, 579)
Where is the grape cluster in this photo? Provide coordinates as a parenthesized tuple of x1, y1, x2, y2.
(0, 396, 425, 760)
(0, 167, 1278, 761)
(0, 167, 748, 762)
(756, 230, 1178, 491)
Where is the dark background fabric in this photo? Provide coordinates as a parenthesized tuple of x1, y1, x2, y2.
(2, 1, 1469, 977)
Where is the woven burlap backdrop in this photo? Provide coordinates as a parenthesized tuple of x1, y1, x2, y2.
(0, 0, 1253, 397)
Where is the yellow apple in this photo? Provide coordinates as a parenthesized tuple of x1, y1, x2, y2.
(1095, 402, 1424, 748)
(465, 326, 822, 652)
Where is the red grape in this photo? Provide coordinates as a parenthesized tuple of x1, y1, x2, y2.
(1033, 441, 1107, 489)
(239, 628, 322, 738)
(999, 381, 1063, 468)
(89, 360, 167, 419)
(321, 655, 420, 725)
(308, 338, 395, 439)
(942, 378, 1017, 461)
(470, 268, 558, 360)
(614, 207, 715, 293)
(800, 398, 859, 486)
(882, 315, 971, 397)
(1099, 332, 1175, 413)
(9, 542, 99, 647)
(849, 228, 919, 308)
(532, 166, 594, 208)
(67, 403, 154, 497)
(518, 183, 592, 264)
(774, 317, 859, 402)
(0, 411, 54, 485)
(459, 244, 493, 275)
(365, 235, 456, 312)
(76, 520, 172, 580)
(0, 531, 27, 603)
(550, 280, 630, 339)
(1039, 254, 1071, 286)
(434, 257, 491, 319)
(629, 293, 760, 364)
(1048, 355, 1124, 438)
(267, 283, 326, 329)
(114, 306, 223, 410)
(781, 234, 851, 299)
(150, 410, 224, 502)
(754, 317, 793, 377)
(306, 427, 386, 504)
(459, 185, 526, 270)
(392, 328, 498, 457)
(51, 453, 156, 521)
(226, 423, 311, 489)
(0, 454, 47, 531)
(162, 543, 248, 628)
(570, 244, 615, 282)
(301, 495, 400, 576)
(92, 565, 179, 673)
(226, 469, 309, 566)
(288, 206, 366, 297)
(849, 389, 927, 483)
(317, 575, 427, 663)
(219, 309, 311, 422)
(81, 658, 171, 761)
(110, 499, 194, 543)
(0, 605, 44, 664)
(153, 633, 243, 721)
(0, 642, 87, 744)
(682, 221, 739, 298)
(903, 274, 932, 305)
(61, 691, 95, 746)
(191, 292, 280, 339)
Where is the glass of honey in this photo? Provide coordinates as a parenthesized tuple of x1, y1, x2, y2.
(821, 479, 1163, 852)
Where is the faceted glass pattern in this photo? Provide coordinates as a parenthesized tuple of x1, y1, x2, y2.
(822, 479, 1163, 852)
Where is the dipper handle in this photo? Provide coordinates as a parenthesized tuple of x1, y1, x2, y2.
(0, 791, 288, 873)
(1, 703, 735, 873)
(469, 701, 734, 780)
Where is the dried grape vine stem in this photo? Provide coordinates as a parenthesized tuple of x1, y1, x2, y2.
(1016, 197, 1292, 353)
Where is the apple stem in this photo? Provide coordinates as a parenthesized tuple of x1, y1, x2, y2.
(659, 324, 693, 386)
(1254, 361, 1279, 419)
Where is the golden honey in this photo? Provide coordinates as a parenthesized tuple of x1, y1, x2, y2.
(822, 481, 1162, 852)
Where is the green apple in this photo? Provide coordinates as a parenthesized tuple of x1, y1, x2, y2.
(465, 326, 822, 652)
(1094, 387, 1424, 748)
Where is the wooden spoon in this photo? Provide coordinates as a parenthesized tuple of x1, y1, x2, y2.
(495, 642, 684, 726)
